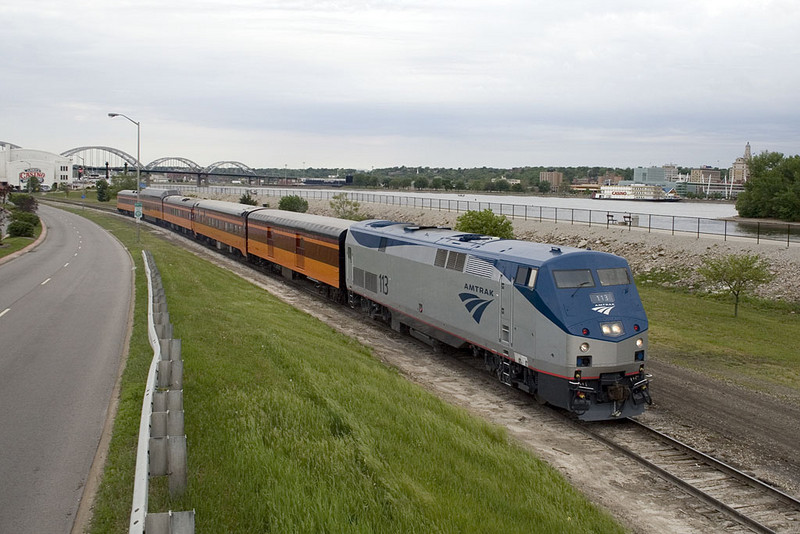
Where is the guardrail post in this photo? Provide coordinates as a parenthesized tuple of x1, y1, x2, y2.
(133, 251, 194, 534)
(146, 510, 195, 534)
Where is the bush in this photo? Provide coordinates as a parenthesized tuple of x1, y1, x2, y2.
(110, 175, 138, 198)
(8, 220, 35, 238)
(278, 195, 309, 213)
(11, 210, 40, 227)
(239, 191, 259, 205)
(455, 209, 514, 239)
(96, 179, 110, 202)
(8, 193, 38, 213)
(330, 193, 363, 220)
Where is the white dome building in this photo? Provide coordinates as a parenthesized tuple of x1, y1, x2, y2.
(0, 143, 73, 190)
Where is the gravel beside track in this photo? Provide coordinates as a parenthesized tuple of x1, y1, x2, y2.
(162, 195, 800, 533)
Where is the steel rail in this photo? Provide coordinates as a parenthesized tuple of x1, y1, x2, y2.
(580, 419, 800, 534)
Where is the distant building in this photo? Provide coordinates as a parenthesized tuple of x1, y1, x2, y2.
(633, 166, 666, 183)
(662, 164, 679, 181)
(600, 170, 623, 185)
(730, 142, 751, 183)
(690, 166, 721, 183)
(0, 146, 73, 190)
(539, 170, 563, 188)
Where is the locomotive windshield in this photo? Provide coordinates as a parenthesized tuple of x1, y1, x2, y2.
(597, 268, 631, 286)
(553, 269, 595, 289)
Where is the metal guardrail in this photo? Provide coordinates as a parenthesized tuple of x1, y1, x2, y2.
(154, 185, 799, 247)
(130, 251, 194, 534)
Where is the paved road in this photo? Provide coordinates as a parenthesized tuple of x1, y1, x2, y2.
(0, 204, 132, 533)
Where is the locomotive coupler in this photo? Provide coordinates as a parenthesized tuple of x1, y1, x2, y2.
(568, 381, 595, 414)
(630, 376, 652, 405)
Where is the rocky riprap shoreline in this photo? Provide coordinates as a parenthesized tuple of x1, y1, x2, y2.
(203, 192, 799, 305)
(304, 199, 800, 305)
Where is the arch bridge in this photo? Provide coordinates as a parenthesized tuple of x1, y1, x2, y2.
(5, 144, 293, 185)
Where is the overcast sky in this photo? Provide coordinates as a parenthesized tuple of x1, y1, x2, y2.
(2, 0, 799, 170)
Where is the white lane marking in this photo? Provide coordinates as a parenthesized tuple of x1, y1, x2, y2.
(0, 308, 9, 318)
(64, 263, 70, 268)
(41, 278, 52, 286)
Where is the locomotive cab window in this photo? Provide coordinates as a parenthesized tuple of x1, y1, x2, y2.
(553, 269, 595, 289)
(515, 266, 538, 288)
(597, 268, 631, 286)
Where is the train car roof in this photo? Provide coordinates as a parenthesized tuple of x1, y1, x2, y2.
(193, 198, 266, 217)
(139, 188, 180, 199)
(164, 195, 201, 206)
(248, 209, 352, 238)
(117, 190, 138, 197)
(351, 219, 621, 267)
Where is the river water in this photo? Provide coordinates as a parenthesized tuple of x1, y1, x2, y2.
(163, 185, 797, 245)
(352, 190, 739, 219)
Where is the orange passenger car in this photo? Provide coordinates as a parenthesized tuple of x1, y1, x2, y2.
(192, 199, 264, 256)
(163, 195, 198, 234)
(116, 190, 138, 215)
(247, 210, 352, 288)
(139, 188, 180, 223)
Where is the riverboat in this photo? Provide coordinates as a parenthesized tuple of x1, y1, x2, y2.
(592, 183, 680, 201)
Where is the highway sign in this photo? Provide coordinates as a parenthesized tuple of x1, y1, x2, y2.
(134, 202, 143, 219)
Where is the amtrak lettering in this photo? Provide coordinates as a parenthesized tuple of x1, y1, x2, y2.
(463, 283, 494, 297)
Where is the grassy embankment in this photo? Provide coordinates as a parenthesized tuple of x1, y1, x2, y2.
(69, 208, 623, 533)
(0, 219, 43, 260)
(637, 274, 800, 395)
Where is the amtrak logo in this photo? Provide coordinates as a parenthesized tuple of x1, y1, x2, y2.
(459, 292, 493, 323)
(592, 303, 615, 315)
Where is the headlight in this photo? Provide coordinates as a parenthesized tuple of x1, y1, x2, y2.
(636, 338, 644, 348)
(600, 321, 624, 337)
(580, 342, 590, 353)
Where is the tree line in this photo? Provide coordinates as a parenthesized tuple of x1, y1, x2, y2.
(735, 151, 800, 222)
(345, 166, 636, 193)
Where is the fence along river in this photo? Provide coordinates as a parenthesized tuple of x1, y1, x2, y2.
(154, 186, 800, 247)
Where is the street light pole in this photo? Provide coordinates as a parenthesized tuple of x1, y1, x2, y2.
(108, 112, 141, 194)
(109, 112, 141, 242)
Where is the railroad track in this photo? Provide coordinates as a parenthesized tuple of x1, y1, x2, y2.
(150, 217, 800, 533)
(580, 419, 800, 533)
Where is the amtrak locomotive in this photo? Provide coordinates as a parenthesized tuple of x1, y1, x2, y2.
(119, 189, 651, 420)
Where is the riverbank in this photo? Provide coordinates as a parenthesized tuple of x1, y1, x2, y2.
(304, 199, 800, 304)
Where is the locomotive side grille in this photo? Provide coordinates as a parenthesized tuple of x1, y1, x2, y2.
(446, 251, 466, 271)
(364, 272, 378, 293)
(465, 256, 494, 278)
(434, 249, 448, 267)
(353, 267, 365, 288)
(353, 267, 378, 293)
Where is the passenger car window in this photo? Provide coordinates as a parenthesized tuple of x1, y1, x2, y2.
(597, 268, 631, 286)
(553, 269, 595, 289)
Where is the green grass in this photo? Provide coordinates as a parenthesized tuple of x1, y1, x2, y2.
(0, 224, 42, 259)
(638, 285, 800, 394)
(70, 208, 623, 534)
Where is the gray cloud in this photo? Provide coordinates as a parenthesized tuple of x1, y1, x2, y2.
(2, 0, 798, 168)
